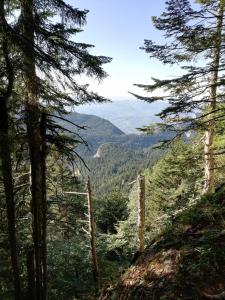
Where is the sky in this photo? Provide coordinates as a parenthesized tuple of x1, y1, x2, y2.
(72, 0, 182, 101)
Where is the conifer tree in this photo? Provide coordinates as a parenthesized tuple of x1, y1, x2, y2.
(0, 2, 21, 298)
(2, 0, 111, 298)
(133, 0, 225, 193)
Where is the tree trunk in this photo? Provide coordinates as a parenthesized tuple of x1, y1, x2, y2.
(40, 112, 47, 300)
(0, 98, 22, 300)
(20, 0, 43, 298)
(137, 174, 145, 253)
(26, 246, 36, 300)
(0, 3, 21, 298)
(87, 178, 100, 293)
(204, 1, 224, 193)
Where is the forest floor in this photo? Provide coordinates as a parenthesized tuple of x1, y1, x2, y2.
(99, 189, 225, 300)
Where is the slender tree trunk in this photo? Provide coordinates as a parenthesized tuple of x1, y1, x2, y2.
(20, 0, 43, 298)
(86, 178, 100, 293)
(26, 246, 36, 300)
(0, 98, 22, 300)
(0, 3, 21, 298)
(40, 112, 47, 300)
(204, 1, 224, 193)
(137, 174, 145, 253)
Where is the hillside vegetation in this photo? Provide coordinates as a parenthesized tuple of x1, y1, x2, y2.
(63, 112, 170, 154)
(82, 143, 161, 197)
(63, 112, 166, 196)
(97, 139, 225, 300)
(2, 1, 225, 300)
(100, 190, 225, 300)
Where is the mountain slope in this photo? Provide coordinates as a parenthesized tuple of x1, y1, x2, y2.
(100, 190, 225, 300)
(63, 112, 170, 155)
(81, 143, 161, 197)
(76, 100, 167, 134)
(66, 112, 125, 137)
(60, 112, 166, 197)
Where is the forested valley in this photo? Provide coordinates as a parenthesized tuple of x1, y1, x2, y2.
(2, 0, 225, 300)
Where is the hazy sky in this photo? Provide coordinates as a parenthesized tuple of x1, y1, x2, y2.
(72, 0, 182, 101)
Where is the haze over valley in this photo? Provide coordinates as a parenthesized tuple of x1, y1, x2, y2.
(76, 99, 167, 134)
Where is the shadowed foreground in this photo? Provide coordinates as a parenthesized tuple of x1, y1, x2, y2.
(100, 190, 225, 300)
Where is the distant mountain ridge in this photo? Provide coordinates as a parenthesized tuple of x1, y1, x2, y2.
(66, 112, 125, 137)
(76, 99, 167, 134)
(62, 112, 169, 155)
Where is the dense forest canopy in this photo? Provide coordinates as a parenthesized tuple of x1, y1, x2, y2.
(1, 1, 225, 300)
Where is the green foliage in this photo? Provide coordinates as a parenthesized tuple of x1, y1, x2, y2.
(134, 142, 201, 235)
(134, 0, 225, 151)
(95, 190, 129, 234)
(101, 187, 225, 300)
(3, 1, 225, 299)
(145, 141, 202, 213)
(107, 140, 203, 261)
(0, 0, 111, 298)
(83, 143, 162, 197)
(62, 112, 171, 155)
(106, 218, 138, 259)
(48, 238, 94, 299)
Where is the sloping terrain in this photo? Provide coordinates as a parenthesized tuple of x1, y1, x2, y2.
(100, 189, 225, 300)
(76, 100, 167, 134)
(58, 112, 165, 197)
(81, 143, 161, 196)
(62, 112, 169, 154)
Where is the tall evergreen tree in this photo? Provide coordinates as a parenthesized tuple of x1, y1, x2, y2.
(0, 0, 111, 298)
(133, 0, 225, 193)
(0, 2, 21, 299)
(20, 2, 44, 298)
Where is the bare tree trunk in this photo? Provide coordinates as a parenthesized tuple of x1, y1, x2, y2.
(25, 87, 43, 300)
(137, 175, 145, 253)
(0, 98, 22, 300)
(26, 246, 36, 300)
(204, 1, 224, 193)
(0, 3, 21, 298)
(86, 178, 100, 293)
(20, 0, 43, 298)
(40, 112, 47, 300)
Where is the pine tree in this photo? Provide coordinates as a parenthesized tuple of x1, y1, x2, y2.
(0, 2, 21, 298)
(20, 2, 44, 298)
(1, 0, 111, 298)
(133, 0, 225, 193)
